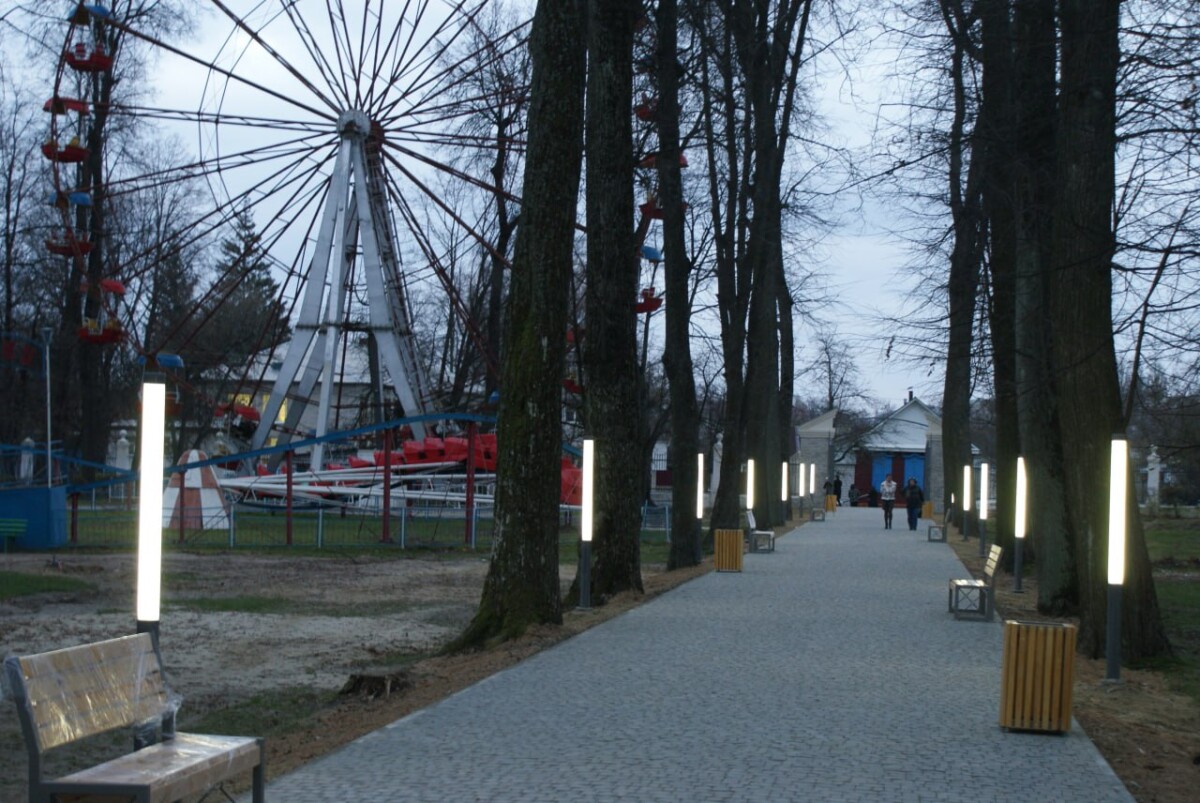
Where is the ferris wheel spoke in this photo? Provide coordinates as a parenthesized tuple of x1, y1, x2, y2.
(390, 182, 499, 378)
(112, 146, 335, 296)
(207, 0, 346, 118)
(149, 175, 331, 352)
(385, 141, 520, 209)
(106, 102, 331, 133)
(107, 15, 337, 123)
(391, 17, 530, 123)
(104, 133, 337, 202)
(373, 0, 487, 122)
(279, 0, 353, 110)
(383, 148, 512, 271)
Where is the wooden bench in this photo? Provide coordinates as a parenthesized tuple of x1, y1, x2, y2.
(5, 633, 266, 803)
(745, 511, 774, 553)
(0, 517, 26, 552)
(948, 544, 1002, 621)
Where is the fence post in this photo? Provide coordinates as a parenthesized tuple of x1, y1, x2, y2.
(285, 450, 294, 547)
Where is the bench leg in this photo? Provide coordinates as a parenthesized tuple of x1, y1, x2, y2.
(253, 738, 267, 803)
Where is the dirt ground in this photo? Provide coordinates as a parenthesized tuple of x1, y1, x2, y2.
(946, 532, 1200, 803)
(1, 528, 1198, 802)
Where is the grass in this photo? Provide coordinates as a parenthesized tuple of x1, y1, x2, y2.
(1140, 516, 1200, 703)
(0, 570, 95, 600)
(169, 594, 423, 618)
(180, 687, 335, 738)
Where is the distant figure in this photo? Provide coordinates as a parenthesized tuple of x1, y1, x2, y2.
(833, 475, 843, 506)
(905, 478, 925, 531)
(879, 474, 897, 529)
(848, 483, 858, 507)
(868, 487, 879, 508)
(823, 480, 837, 513)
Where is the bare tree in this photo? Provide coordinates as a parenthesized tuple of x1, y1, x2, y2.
(1050, 0, 1168, 659)
(452, 0, 586, 647)
(580, 0, 644, 601)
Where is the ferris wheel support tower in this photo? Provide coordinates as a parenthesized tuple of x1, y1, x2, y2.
(251, 110, 430, 466)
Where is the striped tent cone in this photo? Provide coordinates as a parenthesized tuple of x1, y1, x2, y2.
(162, 450, 230, 530)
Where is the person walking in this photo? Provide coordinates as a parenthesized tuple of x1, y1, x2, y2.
(904, 478, 925, 531)
(879, 474, 897, 529)
(833, 475, 843, 506)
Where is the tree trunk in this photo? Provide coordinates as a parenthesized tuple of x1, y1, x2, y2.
(1011, 0, 1076, 612)
(1050, 0, 1169, 660)
(979, 0, 1017, 552)
(581, 0, 644, 600)
(656, 0, 703, 569)
(451, 0, 585, 649)
(940, 14, 983, 522)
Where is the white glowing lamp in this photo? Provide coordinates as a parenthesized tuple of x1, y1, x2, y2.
(1015, 457, 1027, 540)
(781, 461, 788, 502)
(799, 463, 806, 497)
(1108, 437, 1127, 585)
(696, 452, 704, 520)
(962, 465, 972, 513)
(137, 381, 166, 624)
(809, 463, 816, 495)
(746, 459, 755, 510)
(979, 462, 990, 521)
(581, 439, 594, 542)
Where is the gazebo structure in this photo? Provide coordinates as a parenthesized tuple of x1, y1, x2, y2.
(853, 397, 949, 513)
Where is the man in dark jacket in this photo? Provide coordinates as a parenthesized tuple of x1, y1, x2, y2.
(904, 478, 925, 531)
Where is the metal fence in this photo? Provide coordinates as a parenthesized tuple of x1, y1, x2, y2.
(67, 497, 671, 551)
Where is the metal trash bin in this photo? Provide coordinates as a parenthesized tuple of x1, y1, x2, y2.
(714, 528, 743, 572)
(999, 620, 1077, 733)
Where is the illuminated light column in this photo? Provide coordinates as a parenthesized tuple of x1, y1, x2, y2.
(580, 439, 594, 610)
(978, 462, 990, 556)
(696, 452, 704, 520)
(798, 463, 806, 512)
(746, 459, 755, 511)
(809, 463, 816, 496)
(137, 380, 167, 650)
(1014, 456, 1027, 592)
(1106, 436, 1128, 681)
(781, 461, 788, 502)
(961, 465, 972, 542)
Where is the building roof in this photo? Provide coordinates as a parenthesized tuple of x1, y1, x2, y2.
(796, 408, 838, 437)
(859, 398, 940, 453)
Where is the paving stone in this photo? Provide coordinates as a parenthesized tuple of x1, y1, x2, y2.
(241, 508, 1133, 802)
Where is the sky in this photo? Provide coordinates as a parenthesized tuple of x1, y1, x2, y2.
(14, 1, 930, 415)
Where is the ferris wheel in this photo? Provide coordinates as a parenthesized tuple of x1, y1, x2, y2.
(41, 1, 526, 466)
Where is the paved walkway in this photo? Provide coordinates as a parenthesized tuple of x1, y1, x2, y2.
(244, 507, 1132, 802)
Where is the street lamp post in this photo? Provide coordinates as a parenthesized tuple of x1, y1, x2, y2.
(580, 439, 594, 610)
(961, 465, 972, 542)
(1106, 436, 1128, 682)
(42, 328, 52, 488)
(137, 379, 167, 652)
(978, 462, 990, 557)
(1014, 456, 1027, 592)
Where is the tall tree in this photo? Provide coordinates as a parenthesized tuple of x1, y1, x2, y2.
(977, 0, 1018, 550)
(1010, 0, 1076, 612)
(581, 0, 644, 600)
(701, 0, 813, 530)
(1049, 0, 1169, 659)
(938, 0, 984, 521)
(657, 0, 703, 569)
(452, 0, 586, 647)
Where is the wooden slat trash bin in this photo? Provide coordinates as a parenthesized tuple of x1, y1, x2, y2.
(714, 528, 743, 572)
(999, 620, 1077, 733)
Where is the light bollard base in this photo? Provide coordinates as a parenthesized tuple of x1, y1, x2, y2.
(578, 541, 591, 610)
